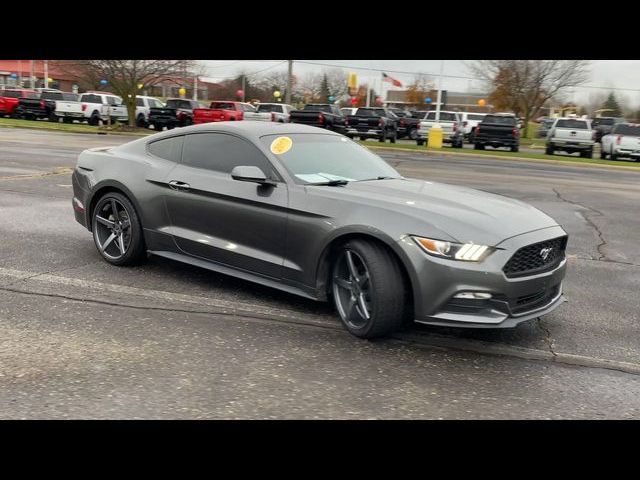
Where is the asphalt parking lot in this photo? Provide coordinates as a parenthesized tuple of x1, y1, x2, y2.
(1, 128, 639, 419)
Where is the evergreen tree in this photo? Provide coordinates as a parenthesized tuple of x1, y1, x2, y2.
(600, 92, 622, 116)
(320, 74, 331, 103)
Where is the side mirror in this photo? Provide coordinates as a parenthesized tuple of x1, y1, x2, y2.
(231, 166, 275, 186)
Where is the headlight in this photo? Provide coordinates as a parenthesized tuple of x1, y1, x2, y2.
(412, 236, 493, 262)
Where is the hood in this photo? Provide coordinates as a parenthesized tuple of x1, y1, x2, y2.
(315, 178, 559, 246)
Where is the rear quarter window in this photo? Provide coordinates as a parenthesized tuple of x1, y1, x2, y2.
(147, 135, 184, 163)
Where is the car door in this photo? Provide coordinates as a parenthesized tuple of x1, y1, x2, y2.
(163, 131, 289, 279)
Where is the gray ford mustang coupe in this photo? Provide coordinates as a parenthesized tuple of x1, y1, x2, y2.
(72, 122, 567, 338)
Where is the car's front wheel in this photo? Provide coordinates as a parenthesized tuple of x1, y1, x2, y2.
(92, 192, 146, 266)
(331, 240, 406, 339)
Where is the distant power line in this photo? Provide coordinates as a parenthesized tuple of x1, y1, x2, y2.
(198, 60, 640, 94)
(294, 60, 640, 94)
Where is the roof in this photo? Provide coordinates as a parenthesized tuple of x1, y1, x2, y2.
(151, 121, 338, 142)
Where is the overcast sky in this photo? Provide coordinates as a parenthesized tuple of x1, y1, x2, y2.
(200, 60, 640, 107)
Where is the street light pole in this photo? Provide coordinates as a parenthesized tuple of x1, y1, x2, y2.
(44, 60, 48, 88)
(286, 60, 293, 105)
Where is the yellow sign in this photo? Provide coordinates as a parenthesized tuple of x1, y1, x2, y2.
(348, 72, 357, 89)
(270, 136, 293, 155)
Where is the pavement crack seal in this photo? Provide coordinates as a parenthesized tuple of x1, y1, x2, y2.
(552, 187, 609, 261)
(536, 317, 557, 357)
(2, 266, 640, 377)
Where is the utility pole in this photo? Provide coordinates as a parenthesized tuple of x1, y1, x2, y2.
(29, 60, 35, 89)
(286, 60, 293, 105)
(435, 60, 444, 123)
(44, 60, 48, 88)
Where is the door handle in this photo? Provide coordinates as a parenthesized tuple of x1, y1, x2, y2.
(169, 180, 190, 191)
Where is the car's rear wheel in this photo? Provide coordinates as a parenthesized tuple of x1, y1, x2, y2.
(92, 192, 146, 266)
(331, 240, 406, 339)
(408, 127, 417, 140)
(600, 147, 607, 159)
(88, 112, 100, 126)
(416, 139, 424, 146)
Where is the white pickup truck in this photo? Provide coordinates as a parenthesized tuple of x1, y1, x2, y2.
(601, 122, 640, 161)
(134, 95, 164, 127)
(545, 117, 595, 158)
(54, 92, 84, 123)
(78, 92, 129, 125)
(253, 103, 294, 122)
(416, 110, 464, 147)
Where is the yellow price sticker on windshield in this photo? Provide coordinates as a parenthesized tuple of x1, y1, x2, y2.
(270, 136, 293, 155)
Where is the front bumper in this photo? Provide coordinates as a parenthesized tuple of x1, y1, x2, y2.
(398, 225, 568, 328)
(614, 148, 640, 159)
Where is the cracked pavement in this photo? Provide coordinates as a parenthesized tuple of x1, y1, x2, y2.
(1, 128, 640, 419)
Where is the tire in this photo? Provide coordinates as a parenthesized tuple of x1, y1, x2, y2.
(545, 144, 554, 155)
(48, 112, 58, 123)
(378, 133, 385, 143)
(408, 127, 417, 140)
(390, 131, 397, 144)
(331, 239, 406, 339)
(88, 112, 101, 126)
(474, 143, 485, 150)
(583, 149, 593, 159)
(511, 145, 519, 152)
(611, 150, 618, 161)
(63, 117, 72, 124)
(92, 192, 146, 266)
(136, 114, 147, 128)
(416, 139, 424, 146)
(155, 124, 164, 131)
(184, 117, 193, 126)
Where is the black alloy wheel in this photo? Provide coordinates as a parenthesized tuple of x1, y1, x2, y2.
(331, 240, 406, 338)
(92, 193, 145, 266)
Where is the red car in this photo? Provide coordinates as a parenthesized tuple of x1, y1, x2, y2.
(192, 101, 254, 124)
(0, 88, 38, 117)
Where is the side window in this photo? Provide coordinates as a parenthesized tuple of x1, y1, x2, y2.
(182, 133, 277, 178)
(136, 98, 145, 107)
(147, 135, 184, 163)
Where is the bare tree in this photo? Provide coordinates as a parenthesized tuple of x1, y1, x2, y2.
(54, 60, 197, 127)
(468, 60, 590, 136)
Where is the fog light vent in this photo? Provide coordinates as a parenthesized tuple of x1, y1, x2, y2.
(453, 292, 493, 300)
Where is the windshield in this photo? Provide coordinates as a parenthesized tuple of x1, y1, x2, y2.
(557, 119, 588, 129)
(210, 102, 235, 110)
(483, 115, 516, 126)
(303, 105, 331, 113)
(613, 124, 640, 136)
(260, 133, 400, 184)
(593, 118, 614, 126)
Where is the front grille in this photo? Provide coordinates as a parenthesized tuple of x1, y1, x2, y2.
(511, 284, 561, 315)
(503, 236, 567, 278)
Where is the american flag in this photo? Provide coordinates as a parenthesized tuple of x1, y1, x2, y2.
(382, 72, 402, 87)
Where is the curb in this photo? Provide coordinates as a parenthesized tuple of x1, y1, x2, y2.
(366, 144, 640, 173)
